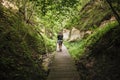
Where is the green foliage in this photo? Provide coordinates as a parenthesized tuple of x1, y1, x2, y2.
(76, 22, 120, 80)
(85, 21, 118, 46)
(65, 41, 85, 59)
(65, 0, 119, 60)
(34, 0, 79, 15)
(0, 4, 49, 80)
(42, 33, 56, 52)
(75, 0, 112, 30)
(31, 0, 85, 33)
(1, 0, 119, 79)
(66, 21, 118, 59)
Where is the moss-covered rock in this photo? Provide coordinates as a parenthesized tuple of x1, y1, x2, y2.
(76, 24, 120, 80)
(0, 3, 55, 80)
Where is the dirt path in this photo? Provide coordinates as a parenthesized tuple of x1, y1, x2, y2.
(47, 45, 80, 80)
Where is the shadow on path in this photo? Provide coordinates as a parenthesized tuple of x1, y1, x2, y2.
(47, 45, 80, 80)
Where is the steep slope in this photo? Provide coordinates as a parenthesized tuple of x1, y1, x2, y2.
(76, 0, 113, 30)
(65, 0, 120, 80)
(0, 3, 55, 80)
(77, 24, 120, 80)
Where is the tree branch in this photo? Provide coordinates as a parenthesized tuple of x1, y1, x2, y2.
(106, 0, 120, 25)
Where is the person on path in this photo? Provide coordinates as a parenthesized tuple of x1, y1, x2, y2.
(57, 31, 63, 51)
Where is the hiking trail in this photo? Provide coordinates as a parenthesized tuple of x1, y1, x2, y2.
(47, 45, 80, 80)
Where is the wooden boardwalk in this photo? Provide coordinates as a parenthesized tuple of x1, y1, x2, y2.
(47, 45, 80, 80)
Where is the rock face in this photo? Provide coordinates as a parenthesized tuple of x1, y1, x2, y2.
(69, 27, 81, 41)
(63, 29, 70, 40)
(63, 28, 84, 41)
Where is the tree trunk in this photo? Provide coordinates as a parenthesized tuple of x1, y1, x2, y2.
(106, 0, 120, 25)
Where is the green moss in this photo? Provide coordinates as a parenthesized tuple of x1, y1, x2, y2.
(66, 21, 118, 59)
(77, 1, 111, 30)
(0, 5, 53, 80)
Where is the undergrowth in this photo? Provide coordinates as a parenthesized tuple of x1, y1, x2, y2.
(0, 4, 55, 80)
(66, 21, 118, 60)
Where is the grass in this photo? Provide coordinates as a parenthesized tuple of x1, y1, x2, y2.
(0, 4, 56, 80)
(65, 21, 118, 60)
